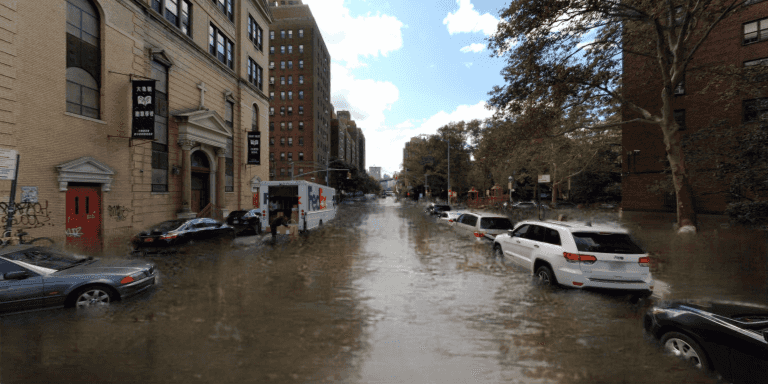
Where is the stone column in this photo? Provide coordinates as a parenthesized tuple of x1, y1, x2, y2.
(216, 147, 226, 212)
(179, 139, 195, 215)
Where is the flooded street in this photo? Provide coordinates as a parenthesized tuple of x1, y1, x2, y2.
(4, 197, 763, 383)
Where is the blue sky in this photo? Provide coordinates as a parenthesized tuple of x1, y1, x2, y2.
(301, 0, 507, 176)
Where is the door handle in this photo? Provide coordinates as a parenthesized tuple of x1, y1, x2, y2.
(534, 244, 539, 248)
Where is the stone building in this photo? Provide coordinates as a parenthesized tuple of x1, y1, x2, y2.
(0, 0, 272, 253)
(267, 0, 331, 181)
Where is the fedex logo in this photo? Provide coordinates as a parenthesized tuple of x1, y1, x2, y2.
(308, 187, 326, 211)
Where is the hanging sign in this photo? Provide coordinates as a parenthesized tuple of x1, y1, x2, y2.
(247, 131, 261, 165)
(538, 174, 550, 183)
(131, 80, 156, 139)
(0, 148, 17, 180)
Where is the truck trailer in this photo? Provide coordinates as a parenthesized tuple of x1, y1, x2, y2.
(254, 180, 336, 233)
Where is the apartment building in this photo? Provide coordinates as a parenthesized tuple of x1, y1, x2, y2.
(622, 1, 768, 218)
(0, 0, 272, 253)
(267, 0, 331, 181)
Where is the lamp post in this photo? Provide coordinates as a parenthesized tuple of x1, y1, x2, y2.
(438, 137, 450, 201)
(508, 175, 513, 204)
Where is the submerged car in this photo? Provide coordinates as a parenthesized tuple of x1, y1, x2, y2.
(225, 209, 261, 236)
(644, 300, 768, 383)
(131, 218, 235, 255)
(451, 212, 515, 241)
(0, 245, 157, 314)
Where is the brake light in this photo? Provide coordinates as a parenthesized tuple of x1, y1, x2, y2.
(301, 210, 305, 216)
(638, 257, 650, 266)
(160, 234, 177, 240)
(473, 232, 484, 238)
(563, 252, 597, 263)
(120, 276, 135, 285)
(448, 219, 453, 222)
(572, 282, 584, 286)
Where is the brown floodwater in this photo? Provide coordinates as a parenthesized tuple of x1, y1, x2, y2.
(3, 197, 764, 383)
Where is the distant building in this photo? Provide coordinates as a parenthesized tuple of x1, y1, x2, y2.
(369, 167, 381, 180)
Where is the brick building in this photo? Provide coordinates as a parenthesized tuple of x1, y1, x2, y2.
(0, 0, 272, 253)
(622, 1, 768, 217)
(267, 0, 331, 181)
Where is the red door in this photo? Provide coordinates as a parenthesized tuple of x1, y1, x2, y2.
(66, 185, 102, 253)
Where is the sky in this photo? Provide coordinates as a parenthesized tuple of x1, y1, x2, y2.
(300, 0, 508, 177)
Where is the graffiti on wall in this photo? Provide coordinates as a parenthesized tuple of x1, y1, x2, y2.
(107, 205, 133, 221)
(65, 226, 82, 238)
(0, 200, 53, 228)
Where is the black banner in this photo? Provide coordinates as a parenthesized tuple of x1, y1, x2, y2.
(132, 80, 156, 139)
(247, 131, 261, 165)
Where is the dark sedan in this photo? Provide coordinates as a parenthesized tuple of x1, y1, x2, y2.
(130, 218, 235, 255)
(644, 300, 768, 383)
(225, 209, 262, 236)
(0, 245, 157, 314)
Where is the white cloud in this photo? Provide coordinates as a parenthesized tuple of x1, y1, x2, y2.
(303, 0, 404, 68)
(443, 0, 499, 36)
(331, 63, 399, 132)
(464, 62, 473, 68)
(367, 101, 495, 174)
(460, 43, 485, 53)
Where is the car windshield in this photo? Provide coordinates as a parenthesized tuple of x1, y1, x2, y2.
(228, 211, 248, 219)
(480, 217, 514, 230)
(572, 232, 645, 254)
(4, 247, 90, 271)
(434, 205, 451, 211)
(150, 219, 187, 232)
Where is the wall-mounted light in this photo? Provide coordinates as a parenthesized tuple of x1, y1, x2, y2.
(172, 165, 181, 175)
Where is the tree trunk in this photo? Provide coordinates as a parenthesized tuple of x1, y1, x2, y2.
(665, 129, 697, 232)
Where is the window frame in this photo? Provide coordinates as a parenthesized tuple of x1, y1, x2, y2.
(247, 57, 263, 90)
(209, 23, 234, 69)
(213, 0, 234, 22)
(247, 15, 263, 51)
(744, 17, 768, 45)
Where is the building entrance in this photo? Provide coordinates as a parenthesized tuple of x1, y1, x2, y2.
(190, 151, 211, 213)
(65, 184, 102, 253)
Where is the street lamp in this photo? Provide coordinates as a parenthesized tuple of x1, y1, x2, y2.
(437, 137, 450, 201)
(508, 175, 514, 204)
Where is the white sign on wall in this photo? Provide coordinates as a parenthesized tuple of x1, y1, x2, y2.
(538, 174, 551, 183)
(0, 148, 17, 180)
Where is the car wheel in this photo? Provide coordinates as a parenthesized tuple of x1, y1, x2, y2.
(661, 332, 711, 372)
(535, 265, 556, 286)
(69, 285, 115, 308)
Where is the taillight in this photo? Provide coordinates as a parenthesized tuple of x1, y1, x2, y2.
(448, 219, 453, 222)
(120, 276, 135, 285)
(301, 210, 305, 216)
(638, 257, 650, 266)
(160, 234, 177, 240)
(564, 252, 596, 264)
(572, 282, 584, 286)
(473, 232, 484, 238)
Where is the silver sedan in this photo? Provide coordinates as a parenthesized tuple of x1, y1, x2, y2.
(0, 244, 157, 314)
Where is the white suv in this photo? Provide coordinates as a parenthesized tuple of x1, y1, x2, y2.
(451, 212, 515, 241)
(493, 220, 653, 295)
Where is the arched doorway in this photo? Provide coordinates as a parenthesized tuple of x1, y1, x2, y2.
(190, 151, 211, 213)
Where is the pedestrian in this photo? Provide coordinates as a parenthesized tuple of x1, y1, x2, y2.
(270, 211, 287, 243)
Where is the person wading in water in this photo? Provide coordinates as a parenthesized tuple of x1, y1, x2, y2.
(270, 211, 289, 243)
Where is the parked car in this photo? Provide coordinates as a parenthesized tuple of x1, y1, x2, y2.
(451, 212, 515, 241)
(492, 220, 653, 296)
(437, 210, 466, 224)
(225, 209, 261, 236)
(430, 204, 452, 216)
(511, 201, 547, 210)
(0, 244, 158, 314)
(644, 300, 768, 383)
(130, 218, 235, 255)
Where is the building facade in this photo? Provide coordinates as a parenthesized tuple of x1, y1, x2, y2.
(0, 0, 272, 253)
(267, 0, 331, 182)
(368, 167, 381, 180)
(622, 1, 768, 216)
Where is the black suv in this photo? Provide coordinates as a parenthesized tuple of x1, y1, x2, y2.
(225, 209, 262, 236)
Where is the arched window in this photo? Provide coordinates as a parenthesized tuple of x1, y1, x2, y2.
(252, 104, 259, 131)
(66, 0, 100, 119)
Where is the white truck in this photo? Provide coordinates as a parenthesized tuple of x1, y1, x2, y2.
(254, 180, 337, 233)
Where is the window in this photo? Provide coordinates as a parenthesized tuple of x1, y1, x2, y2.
(209, 24, 234, 69)
(269, 122, 274, 131)
(299, 168, 303, 174)
(280, 106, 285, 115)
(280, 152, 285, 160)
(299, 106, 304, 115)
(281, 30, 285, 38)
(299, 60, 304, 69)
(280, 91, 285, 100)
(66, 0, 101, 119)
(214, 0, 234, 22)
(288, 91, 293, 100)
(299, 45, 304, 53)
(299, 152, 304, 161)
(280, 76, 285, 85)
(674, 75, 685, 95)
(247, 58, 263, 90)
(280, 122, 285, 130)
(252, 104, 259, 131)
(299, 29, 304, 38)
(288, 152, 293, 160)
(281, 61, 285, 69)
(151, 61, 169, 192)
(744, 18, 768, 44)
(299, 121, 304, 131)
(225, 101, 234, 191)
(152, 0, 192, 35)
(674, 109, 686, 131)
(299, 91, 304, 100)
(281, 168, 285, 176)
(269, 61, 275, 69)
(269, 76, 275, 85)
(288, 30, 293, 38)
(288, 61, 293, 69)
(280, 137, 285, 146)
(288, 138, 293, 146)
(299, 75, 304, 84)
(247, 15, 263, 50)
(288, 122, 293, 130)
(744, 98, 768, 123)
(270, 137, 275, 146)
(288, 45, 293, 54)
(745, 58, 768, 82)
(270, 46, 275, 54)
(270, 30, 275, 40)
(270, 152, 275, 161)
(288, 75, 293, 85)
(269, 107, 274, 116)
(270, 169, 275, 177)
(288, 106, 293, 115)
(280, 45, 285, 54)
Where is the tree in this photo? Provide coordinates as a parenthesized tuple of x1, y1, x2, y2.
(488, 0, 761, 232)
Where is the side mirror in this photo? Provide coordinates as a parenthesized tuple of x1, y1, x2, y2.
(4, 271, 29, 280)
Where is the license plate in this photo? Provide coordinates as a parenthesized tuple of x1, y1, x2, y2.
(144, 238, 154, 243)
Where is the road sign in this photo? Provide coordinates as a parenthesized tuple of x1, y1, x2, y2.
(0, 148, 17, 180)
(538, 174, 550, 183)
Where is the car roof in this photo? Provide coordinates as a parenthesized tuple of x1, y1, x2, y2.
(516, 220, 629, 233)
(0, 244, 37, 256)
